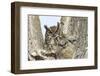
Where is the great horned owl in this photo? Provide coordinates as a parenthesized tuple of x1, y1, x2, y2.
(44, 22, 65, 51)
(44, 22, 60, 51)
(43, 22, 61, 59)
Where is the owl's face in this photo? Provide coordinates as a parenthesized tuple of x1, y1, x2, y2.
(44, 22, 60, 46)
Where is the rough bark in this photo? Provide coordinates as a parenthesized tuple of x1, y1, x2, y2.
(28, 15, 44, 60)
(60, 16, 88, 59)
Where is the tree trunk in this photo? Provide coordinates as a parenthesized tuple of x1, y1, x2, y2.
(28, 15, 44, 60)
(60, 16, 88, 59)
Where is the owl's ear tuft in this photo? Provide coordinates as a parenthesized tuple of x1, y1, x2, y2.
(57, 22, 60, 26)
(44, 25, 48, 30)
(55, 22, 60, 33)
(44, 25, 51, 32)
